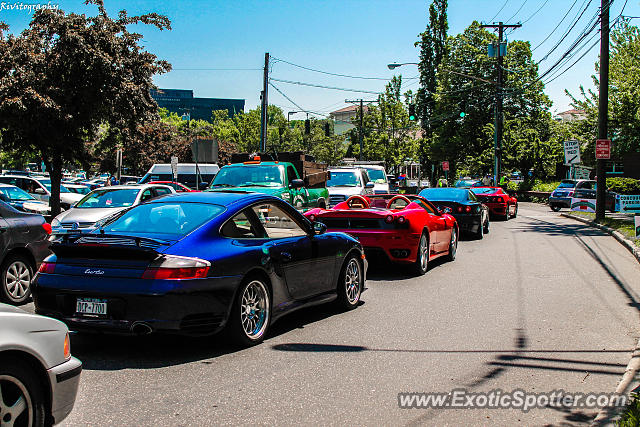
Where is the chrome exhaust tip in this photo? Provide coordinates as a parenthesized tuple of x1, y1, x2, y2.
(131, 322, 153, 335)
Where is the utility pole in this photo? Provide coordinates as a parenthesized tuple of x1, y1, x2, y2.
(481, 22, 521, 185)
(596, 0, 609, 221)
(345, 99, 378, 160)
(259, 52, 270, 153)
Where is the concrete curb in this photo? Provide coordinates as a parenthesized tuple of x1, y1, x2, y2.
(560, 213, 640, 264)
(560, 213, 640, 425)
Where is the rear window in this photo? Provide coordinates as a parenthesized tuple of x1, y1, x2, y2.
(558, 181, 577, 188)
(76, 188, 140, 208)
(103, 202, 225, 236)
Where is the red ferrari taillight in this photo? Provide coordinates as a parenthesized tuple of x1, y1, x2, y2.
(456, 206, 463, 213)
(465, 206, 471, 213)
(38, 261, 56, 274)
(41, 223, 52, 235)
(142, 255, 210, 280)
(396, 216, 407, 224)
(385, 215, 394, 224)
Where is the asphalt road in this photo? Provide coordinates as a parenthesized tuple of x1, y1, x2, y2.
(22, 203, 640, 426)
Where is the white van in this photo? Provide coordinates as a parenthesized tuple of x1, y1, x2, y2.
(138, 163, 220, 190)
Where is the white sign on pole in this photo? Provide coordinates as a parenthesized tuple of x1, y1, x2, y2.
(564, 140, 581, 165)
(170, 156, 178, 180)
(573, 166, 591, 180)
(619, 195, 640, 214)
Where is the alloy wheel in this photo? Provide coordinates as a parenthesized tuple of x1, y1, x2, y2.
(419, 234, 429, 271)
(0, 374, 32, 427)
(4, 261, 31, 302)
(344, 258, 361, 304)
(450, 229, 457, 259)
(240, 280, 270, 340)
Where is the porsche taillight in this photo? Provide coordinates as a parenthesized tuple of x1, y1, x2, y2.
(142, 255, 210, 280)
(38, 261, 56, 274)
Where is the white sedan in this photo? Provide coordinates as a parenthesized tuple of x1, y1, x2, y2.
(0, 304, 82, 425)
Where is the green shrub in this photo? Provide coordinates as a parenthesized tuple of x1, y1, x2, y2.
(607, 177, 640, 195)
(616, 393, 640, 426)
(531, 180, 560, 193)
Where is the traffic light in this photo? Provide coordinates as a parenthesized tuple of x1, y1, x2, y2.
(324, 122, 331, 137)
(408, 104, 416, 121)
(305, 119, 310, 134)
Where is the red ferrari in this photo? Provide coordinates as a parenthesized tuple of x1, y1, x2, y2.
(304, 194, 458, 275)
(148, 181, 196, 192)
(470, 187, 518, 220)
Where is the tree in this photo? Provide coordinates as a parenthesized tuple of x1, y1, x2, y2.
(429, 22, 554, 179)
(0, 1, 171, 215)
(567, 20, 640, 161)
(416, 0, 448, 171)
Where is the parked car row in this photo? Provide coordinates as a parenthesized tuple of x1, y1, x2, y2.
(549, 179, 617, 212)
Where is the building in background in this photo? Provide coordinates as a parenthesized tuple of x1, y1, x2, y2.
(554, 109, 586, 123)
(151, 88, 245, 121)
(329, 105, 369, 135)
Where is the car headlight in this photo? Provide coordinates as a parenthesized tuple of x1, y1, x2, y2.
(281, 192, 291, 200)
(51, 218, 61, 227)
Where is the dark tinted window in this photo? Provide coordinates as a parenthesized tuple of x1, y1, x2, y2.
(104, 202, 224, 236)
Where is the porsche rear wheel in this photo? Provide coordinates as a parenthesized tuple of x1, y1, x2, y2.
(226, 276, 271, 347)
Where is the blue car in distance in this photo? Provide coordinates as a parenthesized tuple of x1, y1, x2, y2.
(32, 192, 366, 346)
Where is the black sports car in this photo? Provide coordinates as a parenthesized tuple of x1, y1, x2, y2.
(0, 200, 51, 304)
(419, 187, 490, 239)
(33, 192, 367, 346)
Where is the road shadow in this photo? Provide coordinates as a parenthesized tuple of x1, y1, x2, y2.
(365, 255, 450, 282)
(71, 300, 358, 371)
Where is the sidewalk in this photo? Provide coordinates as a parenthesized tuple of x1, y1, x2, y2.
(563, 209, 638, 248)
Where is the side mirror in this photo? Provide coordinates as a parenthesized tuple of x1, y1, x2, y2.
(313, 221, 327, 235)
(365, 182, 375, 189)
(291, 179, 304, 189)
(34, 188, 46, 195)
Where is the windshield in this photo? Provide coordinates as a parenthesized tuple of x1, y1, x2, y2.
(365, 168, 387, 184)
(328, 171, 360, 187)
(76, 188, 140, 208)
(471, 187, 502, 195)
(210, 165, 283, 188)
(420, 188, 469, 202)
(0, 186, 35, 201)
(558, 181, 577, 188)
(37, 179, 70, 193)
(103, 202, 225, 236)
(455, 180, 478, 188)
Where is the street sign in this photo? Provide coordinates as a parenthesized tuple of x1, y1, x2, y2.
(573, 166, 591, 180)
(619, 195, 640, 214)
(442, 161, 449, 171)
(563, 140, 581, 165)
(170, 156, 178, 180)
(571, 197, 596, 213)
(596, 139, 611, 159)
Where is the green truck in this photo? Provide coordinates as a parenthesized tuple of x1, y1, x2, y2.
(208, 152, 329, 210)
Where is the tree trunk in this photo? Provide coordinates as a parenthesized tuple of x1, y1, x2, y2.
(49, 156, 63, 217)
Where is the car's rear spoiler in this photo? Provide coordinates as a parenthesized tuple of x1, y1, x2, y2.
(50, 233, 171, 260)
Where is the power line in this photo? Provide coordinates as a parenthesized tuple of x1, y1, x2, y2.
(269, 82, 311, 116)
(506, 0, 529, 23)
(269, 77, 382, 95)
(171, 67, 262, 71)
(531, 0, 580, 51)
(521, 0, 552, 24)
(271, 56, 393, 81)
(488, 0, 510, 22)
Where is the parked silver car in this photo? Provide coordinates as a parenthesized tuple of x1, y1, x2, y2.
(0, 303, 82, 425)
(0, 175, 84, 210)
(51, 184, 175, 234)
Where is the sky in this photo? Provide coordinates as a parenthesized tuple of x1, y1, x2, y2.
(1, 0, 636, 118)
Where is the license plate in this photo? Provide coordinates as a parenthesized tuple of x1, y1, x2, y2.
(76, 298, 107, 316)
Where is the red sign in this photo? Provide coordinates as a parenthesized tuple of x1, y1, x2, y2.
(596, 139, 611, 159)
(442, 161, 450, 171)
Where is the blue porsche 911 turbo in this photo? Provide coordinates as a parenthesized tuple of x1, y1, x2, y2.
(32, 192, 366, 346)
